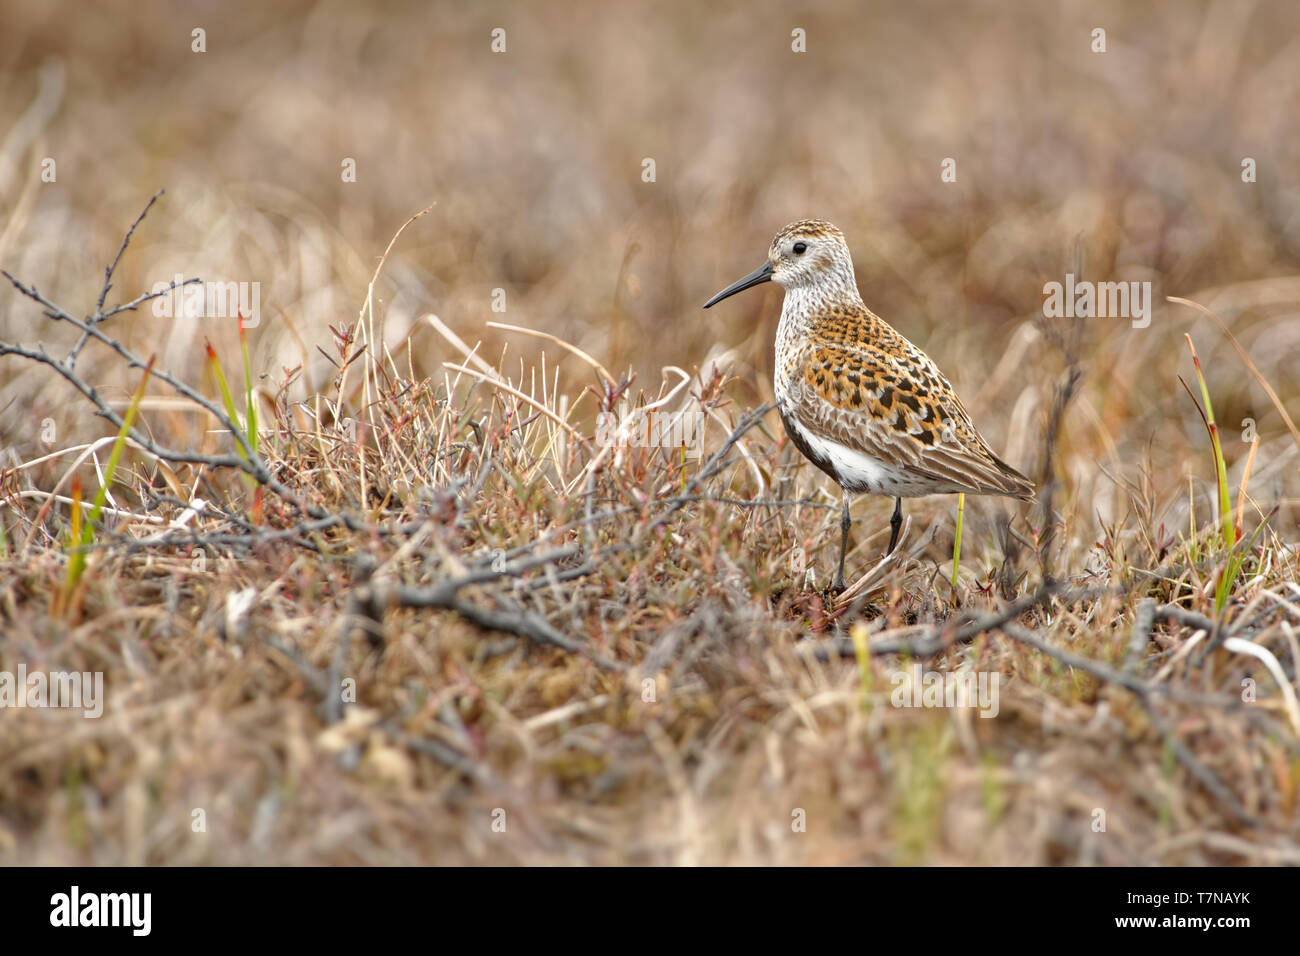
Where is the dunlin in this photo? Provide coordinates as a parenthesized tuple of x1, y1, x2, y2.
(704, 219, 1034, 591)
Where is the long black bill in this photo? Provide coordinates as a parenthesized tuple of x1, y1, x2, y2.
(703, 260, 773, 308)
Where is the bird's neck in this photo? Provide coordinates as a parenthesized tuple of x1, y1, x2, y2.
(776, 276, 867, 341)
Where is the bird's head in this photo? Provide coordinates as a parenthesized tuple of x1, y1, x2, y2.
(704, 219, 855, 308)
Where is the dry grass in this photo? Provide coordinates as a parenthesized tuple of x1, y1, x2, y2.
(1, 0, 1299, 865)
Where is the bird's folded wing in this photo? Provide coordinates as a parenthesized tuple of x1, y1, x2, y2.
(791, 339, 1035, 498)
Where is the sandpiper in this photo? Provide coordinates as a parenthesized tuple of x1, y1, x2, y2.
(704, 219, 1034, 591)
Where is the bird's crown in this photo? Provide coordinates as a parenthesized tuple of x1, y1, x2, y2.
(770, 219, 845, 250)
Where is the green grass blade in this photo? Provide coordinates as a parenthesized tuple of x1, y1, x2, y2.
(65, 356, 154, 593)
(951, 492, 965, 591)
(207, 340, 248, 463)
(1185, 335, 1233, 549)
(240, 314, 259, 456)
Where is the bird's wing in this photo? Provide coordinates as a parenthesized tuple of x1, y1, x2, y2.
(786, 336, 1035, 499)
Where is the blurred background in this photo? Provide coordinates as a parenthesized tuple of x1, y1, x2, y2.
(2, 0, 1299, 538)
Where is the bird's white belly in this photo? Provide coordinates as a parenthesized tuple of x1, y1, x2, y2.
(786, 413, 942, 497)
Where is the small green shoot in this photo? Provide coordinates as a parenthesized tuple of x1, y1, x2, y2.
(951, 491, 965, 592)
(63, 356, 154, 602)
(1182, 335, 1242, 611)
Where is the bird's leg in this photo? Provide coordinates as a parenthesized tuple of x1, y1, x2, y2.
(887, 497, 903, 554)
(833, 489, 851, 593)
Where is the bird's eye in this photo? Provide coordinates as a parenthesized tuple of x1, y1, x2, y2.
(792, 242, 807, 255)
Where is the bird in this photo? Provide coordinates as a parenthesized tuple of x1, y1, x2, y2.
(703, 219, 1034, 592)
